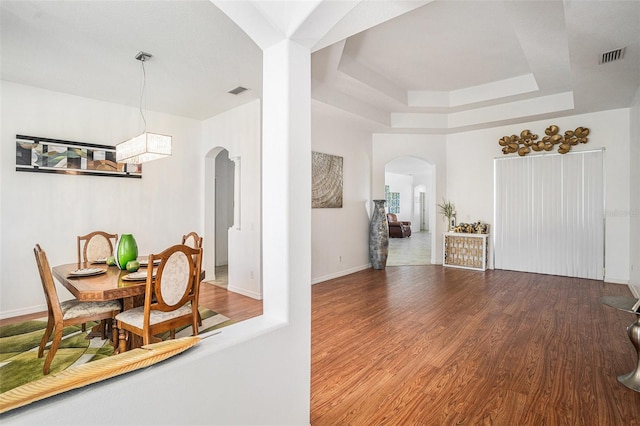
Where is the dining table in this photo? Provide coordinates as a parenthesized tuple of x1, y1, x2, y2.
(52, 259, 156, 311)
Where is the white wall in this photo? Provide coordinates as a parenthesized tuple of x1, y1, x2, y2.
(373, 134, 447, 263)
(447, 109, 632, 283)
(385, 172, 413, 224)
(202, 100, 262, 299)
(629, 87, 640, 296)
(311, 102, 372, 283)
(0, 81, 202, 317)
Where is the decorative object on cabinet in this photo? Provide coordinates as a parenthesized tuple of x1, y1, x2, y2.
(452, 221, 490, 234)
(312, 151, 343, 208)
(437, 198, 456, 231)
(443, 232, 489, 271)
(116, 51, 172, 164)
(498, 125, 590, 156)
(369, 200, 389, 269)
(15, 135, 141, 178)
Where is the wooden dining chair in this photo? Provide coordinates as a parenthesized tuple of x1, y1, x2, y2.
(76, 231, 118, 334)
(77, 231, 118, 265)
(116, 244, 203, 353)
(181, 232, 204, 325)
(181, 231, 203, 250)
(34, 244, 121, 374)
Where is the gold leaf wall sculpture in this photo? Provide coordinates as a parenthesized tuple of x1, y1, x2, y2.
(498, 125, 590, 156)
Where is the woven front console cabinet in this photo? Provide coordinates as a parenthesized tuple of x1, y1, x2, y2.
(443, 232, 488, 271)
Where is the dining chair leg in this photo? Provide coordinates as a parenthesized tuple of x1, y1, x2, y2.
(118, 329, 128, 353)
(100, 320, 107, 340)
(38, 319, 55, 359)
(111, 319, 119, 353)
(143, 330, 153, 346)
(43, 328, 63, 375)
(192, 317, 199, 337)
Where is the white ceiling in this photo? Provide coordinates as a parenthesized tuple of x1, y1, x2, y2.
(311, 0, 640, 133)
(0, 1, 263, 120)
(2, 0, 639, 134)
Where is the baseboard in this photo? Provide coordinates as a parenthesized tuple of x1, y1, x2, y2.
(604, 278, 630, 285)
(1, 304, 47, 320)
(227, 285, 263, 300)
(629, 284, 640, 298)
(312, 264, 372, 285)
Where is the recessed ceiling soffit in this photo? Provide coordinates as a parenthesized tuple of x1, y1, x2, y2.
(310, 0, 636, 134)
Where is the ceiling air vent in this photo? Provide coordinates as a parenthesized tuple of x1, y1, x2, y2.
(228, 86, 248, 95)
(600, 48, 625, 64)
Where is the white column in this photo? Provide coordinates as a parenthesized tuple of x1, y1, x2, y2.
(262, 39, 312, 322)
(230, 156, 241, 230)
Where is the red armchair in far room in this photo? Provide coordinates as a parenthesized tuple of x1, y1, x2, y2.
(386, 213, 412, 238)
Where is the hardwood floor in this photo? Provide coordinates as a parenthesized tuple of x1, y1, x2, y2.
(199, 281, 262, 322)
(4, 265, 638, 424)
(311, 266, 640, 425)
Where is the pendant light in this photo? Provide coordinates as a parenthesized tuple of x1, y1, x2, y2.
(116, 51, 171, 164)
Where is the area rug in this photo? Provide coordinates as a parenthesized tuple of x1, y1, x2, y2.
(0, 307, 230, 394)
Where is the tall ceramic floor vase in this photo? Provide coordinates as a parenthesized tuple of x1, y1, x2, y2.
(115, 234, 138, 270)
(369, 199, 389, 269)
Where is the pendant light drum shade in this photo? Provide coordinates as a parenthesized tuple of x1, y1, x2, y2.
(115, 51, 172, 164)
(116, 132, 172, 164)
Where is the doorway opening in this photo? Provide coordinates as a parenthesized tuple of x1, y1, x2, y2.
(204, 147, 234, 285)
(384, 156, 435, 266)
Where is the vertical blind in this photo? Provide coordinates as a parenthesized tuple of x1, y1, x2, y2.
(494, 149, 604, 280)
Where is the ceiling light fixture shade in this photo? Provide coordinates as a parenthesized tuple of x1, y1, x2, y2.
(116, 132, 172, 164)
(116, 51, 171, 164)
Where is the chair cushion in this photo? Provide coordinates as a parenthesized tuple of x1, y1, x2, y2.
(86, 236, 112, 262)
(60, 299, 121, 320)
(115, 304, 192, 330)
(161, 252, 190, 305)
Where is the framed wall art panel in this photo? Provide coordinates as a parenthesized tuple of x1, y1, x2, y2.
(15, 135, 141, 178)
(312, 151, 343, 208)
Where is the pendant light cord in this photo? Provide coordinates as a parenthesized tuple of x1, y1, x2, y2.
(139, 58, 147, 134)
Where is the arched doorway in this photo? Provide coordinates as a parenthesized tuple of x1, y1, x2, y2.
(204, 147, 234, 282)
(384, 156, 436, 265)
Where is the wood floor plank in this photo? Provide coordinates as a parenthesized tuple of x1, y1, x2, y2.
(311, 266, 640, 425)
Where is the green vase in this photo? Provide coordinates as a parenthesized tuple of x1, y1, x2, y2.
(115, 234, 138, 270)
